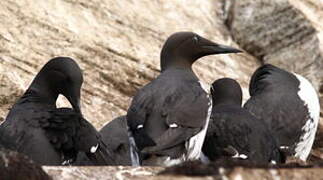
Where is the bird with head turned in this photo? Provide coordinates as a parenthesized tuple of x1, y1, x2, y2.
(0, 57, 114, 165)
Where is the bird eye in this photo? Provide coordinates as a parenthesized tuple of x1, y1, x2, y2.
(192, 36, 199, 43)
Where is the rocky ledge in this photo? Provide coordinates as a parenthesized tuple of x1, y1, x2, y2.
(43, 165, 323, 180)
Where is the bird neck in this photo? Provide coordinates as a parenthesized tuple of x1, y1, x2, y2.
(212, 102, 242, 110)
(160, 55, 195, 72)
(212, 97, 242, 108)
(24, 75, 59, 105)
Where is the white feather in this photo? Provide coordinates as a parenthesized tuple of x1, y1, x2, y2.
(185, 81, 212, 160)
(293, 73, 320, 161)
(280, 146, 289, 150)
(137, 124, 144, 129)
(232, 153, 248, 159)
(229, 146, 248, 159)
(169, 123, 178, 128)
(270, 160, 277, 165)
(90, 144, 99, 153)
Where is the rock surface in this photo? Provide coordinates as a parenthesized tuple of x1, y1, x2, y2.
(0, 0, 323, 179)
(0, 0, 259, 128)
(43, 165, 323, 180)
(225, 0, 323, 90)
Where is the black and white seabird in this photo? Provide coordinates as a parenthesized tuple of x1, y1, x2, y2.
(126, 32, 242, 166)
(0, 57, 114, 165)
(202, 78, 282, 164)
(243, 64, 320, 161)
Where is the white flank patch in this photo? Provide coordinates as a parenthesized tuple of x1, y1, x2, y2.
(128, 129, 140, 166)
(169, 123, 178, 128)
(232, 153, 248, 160)
(293, 73, 320, 161)
(185, 82, 212, 161)
(90, 144, 99, 153)
(137, 124, 144, 129)
(227, 145, 248, 160)
(280, 146, 289, 150)
(270, 160, 277, 165)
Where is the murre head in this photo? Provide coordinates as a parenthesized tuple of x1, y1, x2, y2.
(211, 78, 242, 107)
(160, 32, 242, 71)
(29, 57, 83, 113)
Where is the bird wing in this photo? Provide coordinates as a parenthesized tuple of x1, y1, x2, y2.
(0, 104, 64, 165)
(99, 116, 132, 165)
(141, 127, 201, 154)
(244, 65, 306, 141)
(129, 80, 210, 154)
(203, 110, 251, 160)
(127, 83, 157, 150)
(204, 107, 283, 163)
(39, 108, 115, 165)
(100, 116, 129, 151)
(244, 65, 318, 160)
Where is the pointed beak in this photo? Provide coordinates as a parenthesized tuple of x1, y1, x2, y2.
(199, 37, 242, 54)
(202, 43, 242, 54)
(66, 88, 82, 114)
(72, 97, 82, 114)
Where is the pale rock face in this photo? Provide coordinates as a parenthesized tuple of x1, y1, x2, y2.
(0, 0, 259, 128)
(226, 0, 323, 91)
(225, 0, 323, 162)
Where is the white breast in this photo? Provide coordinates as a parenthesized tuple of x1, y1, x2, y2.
(185, 81, 212, 161)
(293, 73, 320, 161)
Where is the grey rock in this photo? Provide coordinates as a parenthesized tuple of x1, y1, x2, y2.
(0, 0, 259, 128)
(226, 0, 323, 90)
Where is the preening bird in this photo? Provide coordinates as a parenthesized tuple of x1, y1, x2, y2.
(0, 57, 114, 165)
